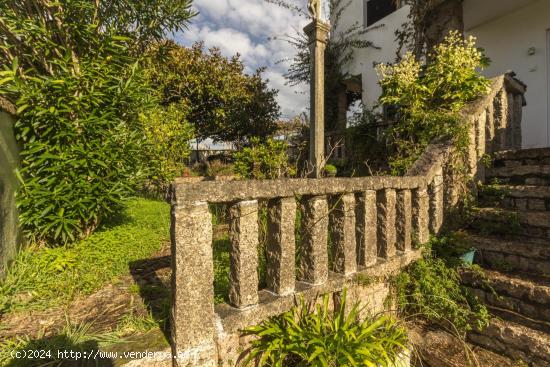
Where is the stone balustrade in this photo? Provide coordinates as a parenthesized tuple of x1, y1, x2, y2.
(169, 73, 526, 367)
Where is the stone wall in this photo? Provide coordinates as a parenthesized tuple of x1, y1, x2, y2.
(0, 97, 21, 279)
(168, 73, 526, 367)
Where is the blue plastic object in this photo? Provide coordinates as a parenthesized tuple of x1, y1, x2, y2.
(461, 249, 476, 265)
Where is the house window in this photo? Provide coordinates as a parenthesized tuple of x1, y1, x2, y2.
(364, 0, 401, 27)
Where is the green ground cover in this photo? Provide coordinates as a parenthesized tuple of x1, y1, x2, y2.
(0, 198, 171, 314)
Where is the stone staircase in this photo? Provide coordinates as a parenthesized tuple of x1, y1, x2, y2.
(463, 148, 550, 366)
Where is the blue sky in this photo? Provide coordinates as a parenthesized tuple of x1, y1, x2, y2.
(173, 0, 310, 119)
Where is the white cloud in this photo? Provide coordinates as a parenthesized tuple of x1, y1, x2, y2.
(173, 0, 310, 118)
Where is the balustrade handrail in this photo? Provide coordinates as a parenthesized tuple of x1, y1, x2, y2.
(168, 72, 527, 367)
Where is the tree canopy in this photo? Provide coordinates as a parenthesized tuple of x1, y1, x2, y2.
(146, 41, 281, 145)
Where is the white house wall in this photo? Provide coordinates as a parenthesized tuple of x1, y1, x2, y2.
(466, 0, 550, 148)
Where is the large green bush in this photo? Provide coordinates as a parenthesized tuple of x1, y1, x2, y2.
(377, 31, 490, 175)
(0, 0, 195, 244)
(234, 138, 296, 180)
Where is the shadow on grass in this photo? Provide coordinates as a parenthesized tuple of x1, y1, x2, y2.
(5, 336, 113, 367)
(129, 256, 172, 343)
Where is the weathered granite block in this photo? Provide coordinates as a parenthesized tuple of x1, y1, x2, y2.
(428, 169, 444, 234)
(377, 189, 397, 259)
(412, 188, 430, 245)
(300, 196, 329, 285)
(229, 200, 259, 308)
(356, 191, 377, 267)
(329, 194, 357, 275)
(396, 190, 412, 252)
(171, 202, 217, 365)
(266, 197, 296, 295)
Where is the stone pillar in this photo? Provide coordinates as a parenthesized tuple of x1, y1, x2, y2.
(485, 104, 495, 155)
(304, 20, 330, 178)
(229, 200, 259, 308)
(171, 202, 217, 366)
(300, 196, 329, 284)
(377, 189, 397, 259)
(412, 187, 430, 245)
(329, 194, 357, 276)
(429, 169, 444, 234)
(266, 197, 296, 295)
(396, 190, 412, 252)
(475, 110, 487, 182)
(356, 191, 378, 267)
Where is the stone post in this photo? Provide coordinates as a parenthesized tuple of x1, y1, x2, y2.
(377, 189, 397, 259)
(304, 20, 330, 178)
(229, 200, 259, 308)
(356, 191, 378, 267)
(266, 197, 297, 295)
(396, 190, 412, 252)
(300, 196, 329, 284)
(412, 188, 430, 245)
(171, 202, 217, 367)
(429, 169, 444, 234)
(329, 194, 357, 276)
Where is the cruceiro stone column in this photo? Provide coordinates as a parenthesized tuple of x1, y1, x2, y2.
(300, 196, 329, 284)
(304, 19, 330, 178)
(377, 189, 397, 259)
(171, 202, 217, 367)
(396, 190, 412, 252)
(429, 168, 444, 234)
(356, 191, 378, 267)
(412, 187, 430, 245)
(229, 200, 259, 308)
(329, 194, 357, 276)
(266, 197, 296, 295)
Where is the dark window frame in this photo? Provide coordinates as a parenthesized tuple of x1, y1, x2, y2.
(364, 0, 402, 28)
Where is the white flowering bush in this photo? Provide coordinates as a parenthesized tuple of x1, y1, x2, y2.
(377, 31, 490, 174)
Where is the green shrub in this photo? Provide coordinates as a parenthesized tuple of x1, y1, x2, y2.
(395, 235, 490, 334)
(234, 138, 296, 180)
(324, 164, 337, 177)
(1, 53, 153, 244)
(377, 31, 491, 175)
(142, 103, 194, 190)
(240, 291, 408, 367)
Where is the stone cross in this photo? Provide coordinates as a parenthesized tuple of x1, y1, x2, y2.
(304, 7, 330, 177)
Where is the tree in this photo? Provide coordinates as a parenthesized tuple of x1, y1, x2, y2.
(0, 0, 196, 245)
(146, 41, 281, 145)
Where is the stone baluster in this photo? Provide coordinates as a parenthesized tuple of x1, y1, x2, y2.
(396, 190, 412, 252)
(299, 196, 329, 285)
(429, 168, 444, 233)
(356, 191, 377, 267)
(511, 94, 523, 150)
(229, 200, 259, 308)
(476, 110, 487, 181)
(171, 202, 217, 365)
(485, 104, 495, 155)
(377, 189, 397, 259)
(266, 197, 296, 295)
(329, 194, 357, 275)
(412, 187, 430, 245)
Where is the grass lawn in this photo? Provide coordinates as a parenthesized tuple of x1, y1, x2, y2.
(0, 198, 171, 314)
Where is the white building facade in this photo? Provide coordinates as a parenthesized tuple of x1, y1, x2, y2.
(334, 0, 550, 148)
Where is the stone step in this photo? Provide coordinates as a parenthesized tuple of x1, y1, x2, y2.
(493, 148, 550, 166)
(470, 208, 550, 240)
(479, 185, 550, 211)
(468, 318, 550, 366)
(409, 322, 520, 367)
(466, 234, 550, 277)
(461, 269, 550, 331)
(486, 164, 550, 186)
